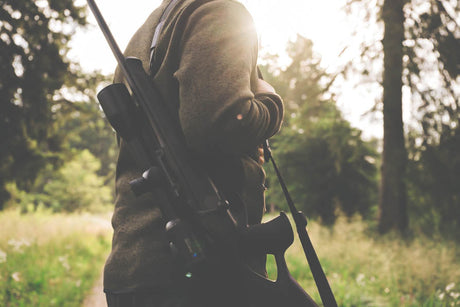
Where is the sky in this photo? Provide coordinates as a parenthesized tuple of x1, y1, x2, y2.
(69, 0, 384, 139)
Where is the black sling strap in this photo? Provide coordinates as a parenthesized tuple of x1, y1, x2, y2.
(263, 141, 338, 307)
(149, 0, 182, 65)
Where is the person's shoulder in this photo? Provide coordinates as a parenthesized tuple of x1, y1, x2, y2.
(202, 0, 250, 13)
(184, 0, 254, 29)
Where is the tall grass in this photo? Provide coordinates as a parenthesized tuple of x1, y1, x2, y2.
(266, 214, 460, 306)
(1, 209, 459, 306)
(0, 210, 111, 306)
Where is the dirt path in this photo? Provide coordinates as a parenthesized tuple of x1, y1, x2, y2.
(82, 215, 111, 307)
(82, 270, 106, 307)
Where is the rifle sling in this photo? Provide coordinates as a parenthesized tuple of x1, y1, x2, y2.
(149, 0, 182, 65)
(264, 141, 338, 307)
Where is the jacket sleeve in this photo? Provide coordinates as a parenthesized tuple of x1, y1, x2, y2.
(174, 0, 283, 155)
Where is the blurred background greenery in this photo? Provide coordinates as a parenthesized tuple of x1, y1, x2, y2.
(0, 0, 459, 306)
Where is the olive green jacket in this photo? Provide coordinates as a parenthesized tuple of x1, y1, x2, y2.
(104, 0, 283, 293)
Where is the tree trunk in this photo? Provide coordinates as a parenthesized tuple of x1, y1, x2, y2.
(379, 0, 408, 234)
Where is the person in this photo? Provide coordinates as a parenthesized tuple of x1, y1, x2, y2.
(103, 0, 284, 306)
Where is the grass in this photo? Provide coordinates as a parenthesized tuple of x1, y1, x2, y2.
(1, 209, 459, 306)
(0, 210, 111, 307)
(265, 214, 460, 306)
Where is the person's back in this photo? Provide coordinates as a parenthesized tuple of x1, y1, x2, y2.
(103, 0, 284, 305)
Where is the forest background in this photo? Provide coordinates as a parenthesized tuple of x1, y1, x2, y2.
(0, 0, 459, 306)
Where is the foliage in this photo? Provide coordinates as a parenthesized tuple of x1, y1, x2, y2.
(0, 0, 88, 207)
(53, 69, 117, 179)
(404, 0, 459, 142)
(345, 0, 459, 127)
(265, 214, 460, 306)
(0, 0, 117, 212)
(0, 210, 111, 306)
(6, 150, 112, 213)
(43, 149, 112, 212)
(345, 0, 459, 234)
(271, 120, 378, 225)
(407, 127, 460, 237)
(403, 0, 460, 235)
(60, 96, 118, 181)
(261, 36, 378, 224)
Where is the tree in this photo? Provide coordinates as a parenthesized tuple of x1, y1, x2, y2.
(345, 0, 459, 234)
(0, 0, 87, 208)
(261, 36, 378, 224)
(379, 0, 409, 233)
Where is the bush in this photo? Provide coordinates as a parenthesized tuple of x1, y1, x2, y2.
(6, 150, 112, 213)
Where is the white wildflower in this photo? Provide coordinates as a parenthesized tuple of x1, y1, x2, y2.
(384, 287, 390, 294)
(12, 272, 21, 282)
(450, 292, 460, 299)
(356, 273, 365, 286)
(0, 250, 7, 263)
(439, 292, 445, 300)
(8, 238, 31, 252)
(446, 283, 455, 292)
(58, 255, 70, 270)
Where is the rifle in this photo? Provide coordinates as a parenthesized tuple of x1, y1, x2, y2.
(87, 0, 337, 306)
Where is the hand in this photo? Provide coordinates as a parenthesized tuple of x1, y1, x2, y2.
(258, 144, 265, 165)
(254, 78, 275, 95)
